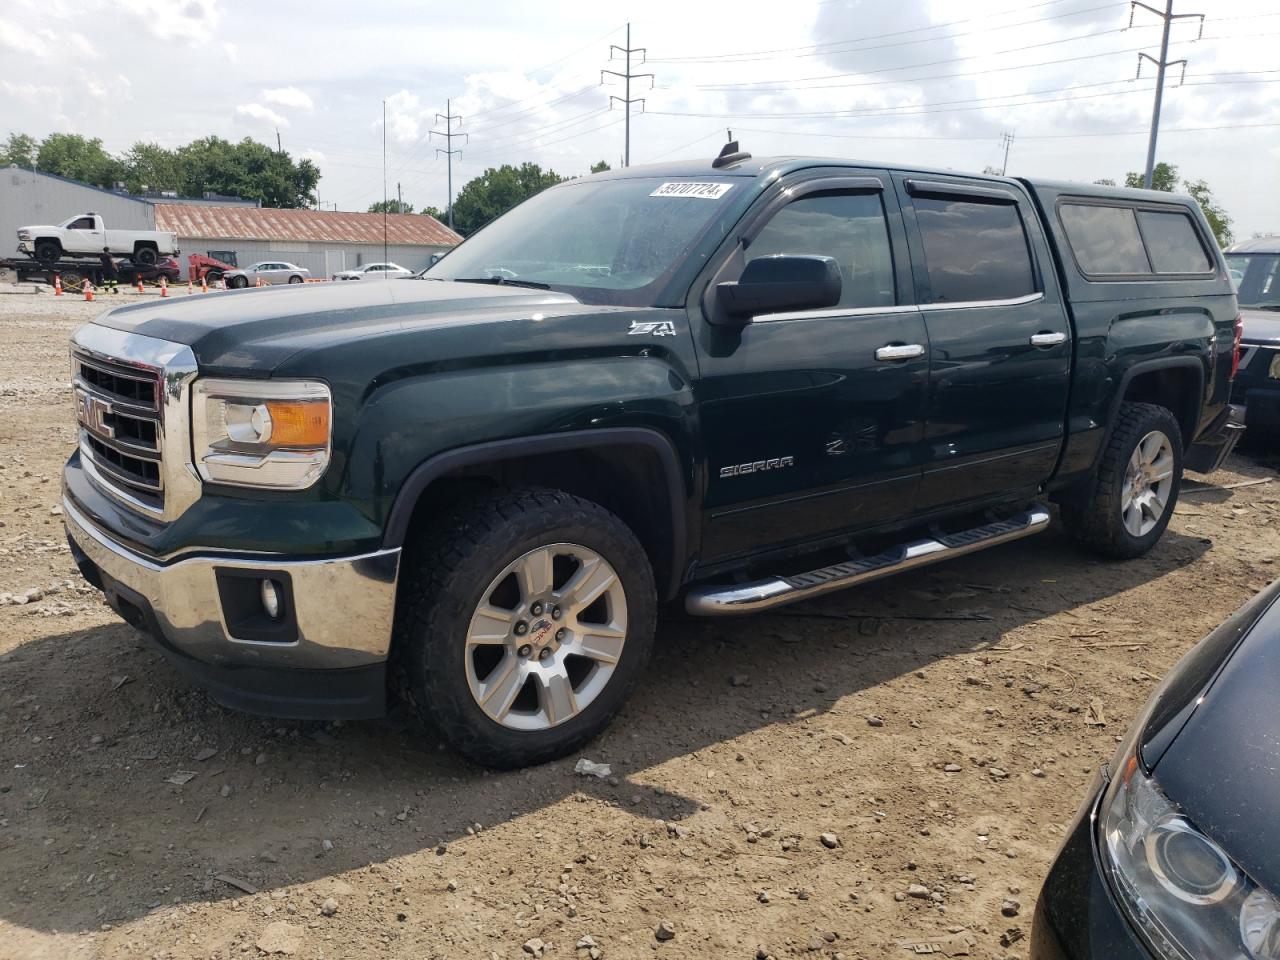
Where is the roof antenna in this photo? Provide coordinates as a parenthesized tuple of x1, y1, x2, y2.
(713, 138, 751, 169)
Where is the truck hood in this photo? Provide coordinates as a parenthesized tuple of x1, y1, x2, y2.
(1240, 307, 1280, 346)
(88, 279, 602, 375)
(1145, 582, 1280, 896)
(17, 224, 60, 232)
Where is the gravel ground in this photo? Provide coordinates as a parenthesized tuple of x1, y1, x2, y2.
(2, 293, 1277, 960)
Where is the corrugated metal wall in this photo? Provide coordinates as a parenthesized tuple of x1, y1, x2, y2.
(176, 239, 452, 279)
(0, 167, 155, 254)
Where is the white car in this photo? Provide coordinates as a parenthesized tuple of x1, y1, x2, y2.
(224, 262, 311, 288)
(331, 262, 413, 281)
(17, 212, 179, 265)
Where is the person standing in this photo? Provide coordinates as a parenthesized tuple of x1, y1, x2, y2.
(98, 248, 120, 294)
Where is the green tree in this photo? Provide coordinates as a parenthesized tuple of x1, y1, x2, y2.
(449, 162, 565, 236)
(369, 199, 414, 214)
(1123, 161, 1232, 247)
(589, 160, 611, 173)
(36, 133, 124, 187)
(1124, 161, 1179, 192)
(0, 132, 37, 167)
(420, 205, 446, 222)
(173, 136, 318, 208)
(122, 141, 182, 193)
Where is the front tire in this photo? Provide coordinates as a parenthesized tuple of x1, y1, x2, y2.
(1062, 402, 1183, 559)
(393, 488, 656, 768)
(288, 275, 304, 284)
(34, 240, 60, 263)
(229, 276, 248, 289)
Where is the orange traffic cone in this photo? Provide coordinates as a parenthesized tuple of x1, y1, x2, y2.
(136, 278, 145, 294)
(83, 280, 94, 302)
(187, 278, 194, 295)
(219, 278, 227, 291)
(200, 276, 208, 293)
(160, 277, 169, 298)
(53, 273, 63, 296)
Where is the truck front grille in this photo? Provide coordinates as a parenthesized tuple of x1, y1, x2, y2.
(73, 351, 165, 512)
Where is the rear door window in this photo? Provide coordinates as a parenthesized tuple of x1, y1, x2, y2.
(1058, 204, 1151, 275)
(1136, 209, 1212, 273)
(912, 195, 1035, 303)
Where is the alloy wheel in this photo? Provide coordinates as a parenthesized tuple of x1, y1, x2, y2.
(465, 542, 628, 731)
(1121, 430, 1175, 537)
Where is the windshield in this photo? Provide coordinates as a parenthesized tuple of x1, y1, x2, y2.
(425, 177, 741, 306)
(1227, 252, 1280, 308)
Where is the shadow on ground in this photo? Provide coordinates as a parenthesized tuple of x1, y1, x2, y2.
(0, 523, 1211, 933)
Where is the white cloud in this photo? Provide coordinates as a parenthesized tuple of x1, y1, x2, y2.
(235, 103, 288, 127)
(263, 86, 314, 111)
(117, 0, 222, 42)
(300, 148, 326, 165)
(381, 89, 428, 145)
(0, 20, 55, 57)
(223, 41, 238, 62)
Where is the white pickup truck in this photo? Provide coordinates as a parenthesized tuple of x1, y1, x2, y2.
(17, 213, 179, 265)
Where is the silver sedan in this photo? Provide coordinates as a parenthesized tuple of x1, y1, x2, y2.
(224, 261, 311, 288)
(331, 262, 414, 281)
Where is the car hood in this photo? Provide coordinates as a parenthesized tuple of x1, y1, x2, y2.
(1146, 581, 1280, 895)
(1241, 307, 1280, 346)
(86, 279, 601, 375)
(18, 224, 60, 232)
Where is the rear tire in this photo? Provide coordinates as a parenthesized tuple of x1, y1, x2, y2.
(134, 246, 158, 266)
(1061, 401, 1183, 559)
(392, 487, 656, 769)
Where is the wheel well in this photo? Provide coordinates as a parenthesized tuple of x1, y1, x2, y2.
(133, 240, 157, 251)
(398, 445, 680, 599)
(1122, 366, 1200, 446)
(35, 236, 60, 251)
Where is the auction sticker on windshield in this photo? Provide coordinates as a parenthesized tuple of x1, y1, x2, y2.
(650, 182, 734, 199)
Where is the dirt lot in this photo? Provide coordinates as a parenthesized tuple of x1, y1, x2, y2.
(1, 291, 1276, 960)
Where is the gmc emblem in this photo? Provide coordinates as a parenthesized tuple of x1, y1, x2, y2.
(76, 390, 115, 439)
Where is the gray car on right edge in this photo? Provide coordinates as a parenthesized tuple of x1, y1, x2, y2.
(1226, 237, 1280, 435)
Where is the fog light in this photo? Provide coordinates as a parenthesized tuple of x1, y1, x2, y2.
(261, 578, 283, 620)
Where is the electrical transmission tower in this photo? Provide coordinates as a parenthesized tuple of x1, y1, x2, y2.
(999, 132, 1015, 176)
(431, 99, 467, 230)
(601, 23, 653, 167)
(1130, 1, 1204, 188)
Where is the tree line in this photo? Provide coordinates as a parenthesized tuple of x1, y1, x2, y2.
(1, 131, 319, 209)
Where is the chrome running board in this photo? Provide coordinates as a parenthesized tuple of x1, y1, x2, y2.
(684, 505, 1051, 616)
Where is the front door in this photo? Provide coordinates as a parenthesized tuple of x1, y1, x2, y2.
(692, 172, 929, 564)
(894, 175, 1072, 511)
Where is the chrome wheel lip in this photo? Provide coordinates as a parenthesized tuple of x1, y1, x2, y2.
(465, 541, 628, 732)
(1121, 429, 1175, 538)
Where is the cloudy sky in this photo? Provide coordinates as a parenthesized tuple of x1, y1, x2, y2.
(2, 0, 1277, 237)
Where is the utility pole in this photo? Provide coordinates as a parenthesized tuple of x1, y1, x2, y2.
(999, 132, 1015, 176)
(382, 99, 388, 264)
(397, 181, 402, 213)
(1130, 0, 1204, 188)
(431, 99, 466, 231)
(276, 127, 282, 155)
(602, 23, 653, 167)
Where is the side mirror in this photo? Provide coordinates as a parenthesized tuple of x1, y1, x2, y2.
(715, 255, 842, 322)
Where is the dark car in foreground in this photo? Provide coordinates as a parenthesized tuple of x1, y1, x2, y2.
(1227, 238, 1280, 435)
(117, 256, 181, 285)
(1033, 581, 1280, 959)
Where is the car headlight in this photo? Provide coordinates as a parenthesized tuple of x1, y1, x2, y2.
(18, 229, 31, 241)
(1101, 752, 1280, 959)
(191, 378, 331, 489)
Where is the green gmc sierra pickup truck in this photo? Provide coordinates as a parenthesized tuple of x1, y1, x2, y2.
(63, 144, 1243, 767)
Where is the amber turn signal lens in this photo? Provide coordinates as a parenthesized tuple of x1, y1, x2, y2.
(264, 400, 329, 447)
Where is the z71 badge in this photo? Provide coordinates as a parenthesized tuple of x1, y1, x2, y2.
(628, 320, 677, 338)
(720, 456, 795, 479)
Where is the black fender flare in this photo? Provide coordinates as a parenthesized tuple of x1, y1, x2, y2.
(1108, 356, 1205, 443)
(382, 427, 690, 599)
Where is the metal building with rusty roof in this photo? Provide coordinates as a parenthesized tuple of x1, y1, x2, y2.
(153, 203, 461, 279)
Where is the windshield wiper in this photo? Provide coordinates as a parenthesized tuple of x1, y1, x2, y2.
(453, 276, 552, 290)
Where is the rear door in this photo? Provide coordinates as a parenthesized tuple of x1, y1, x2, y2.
(692, 170, 929, 562)
(894, 175, 1072, 511)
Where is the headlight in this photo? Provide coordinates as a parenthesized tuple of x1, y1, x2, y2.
(18, 229, 31, 241)
(1101, 752, 1280, 959)
(191, 378, 331, 489)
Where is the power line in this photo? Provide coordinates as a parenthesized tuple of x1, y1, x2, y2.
(601, 23, 653, 166)
(431, 99, 467, 230)
(728, 119, 1280, 143)
(646, 1, 1126, 65)
(1131, 0, 1204, 188)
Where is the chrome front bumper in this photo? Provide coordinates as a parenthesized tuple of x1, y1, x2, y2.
(63, 496, 400, 672)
